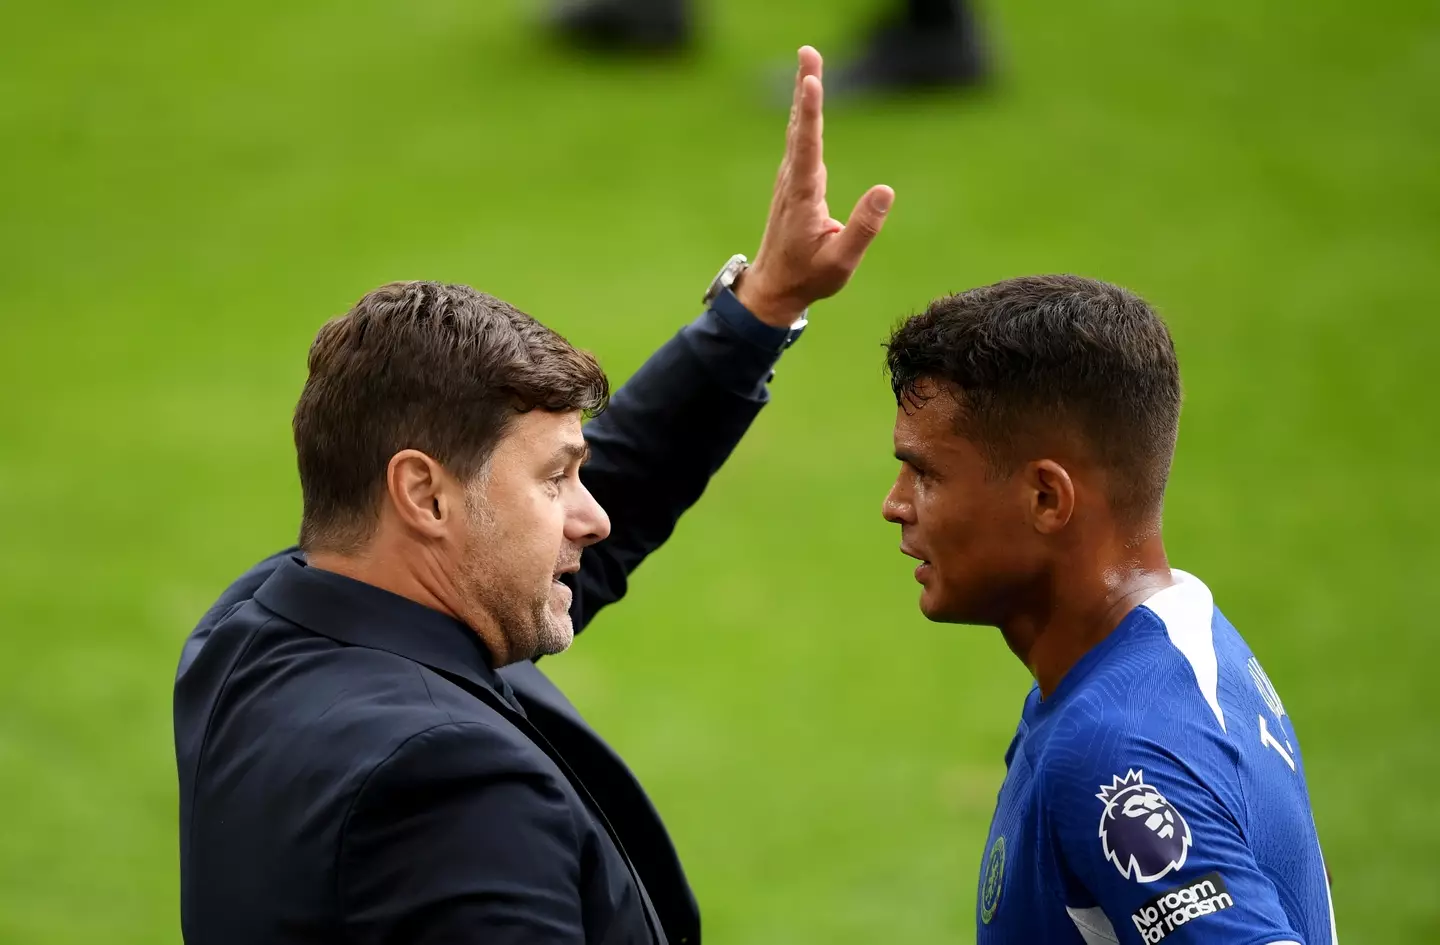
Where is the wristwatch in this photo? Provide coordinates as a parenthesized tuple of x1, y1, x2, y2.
(703, 253, 809, 331)
(703, 253, 750, 305)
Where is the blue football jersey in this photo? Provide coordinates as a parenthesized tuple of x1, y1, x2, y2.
(975, 571, 1336, 944)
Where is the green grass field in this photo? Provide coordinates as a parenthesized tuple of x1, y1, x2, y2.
(2, 0, 1437, 941)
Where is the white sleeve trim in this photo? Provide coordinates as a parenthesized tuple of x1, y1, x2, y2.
(1065, 905, 1120, 944)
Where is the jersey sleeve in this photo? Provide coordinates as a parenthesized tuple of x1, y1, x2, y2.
(1043, 736, 1304, 945)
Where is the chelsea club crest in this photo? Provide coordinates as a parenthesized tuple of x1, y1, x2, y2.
(979, 835, 1006, 924)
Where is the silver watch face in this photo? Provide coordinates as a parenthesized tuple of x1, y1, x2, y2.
(704, 253, 748, 304)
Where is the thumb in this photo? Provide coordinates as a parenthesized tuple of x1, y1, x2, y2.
(831, 185, 895, 270)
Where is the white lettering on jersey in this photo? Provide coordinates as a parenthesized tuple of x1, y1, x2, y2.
(1258, 715, 1297, 771)
(1130, 872, 1235, 943)
(1248, 657, 1286, 720)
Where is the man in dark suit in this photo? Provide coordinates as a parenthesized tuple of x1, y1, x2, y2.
(174, 48, 893, 945)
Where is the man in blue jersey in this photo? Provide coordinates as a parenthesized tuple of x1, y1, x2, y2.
(881, 275, 1336, 944)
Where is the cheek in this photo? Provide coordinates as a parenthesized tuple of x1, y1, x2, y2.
(478, 491, 566, 573)
(523, 492, 567, 561)
(923, 485, 1014, 569)
(915, 486, 974, 551)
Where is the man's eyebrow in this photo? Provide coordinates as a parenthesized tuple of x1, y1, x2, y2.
(894, 448, 924, 467)
(553, 441, 591, 465)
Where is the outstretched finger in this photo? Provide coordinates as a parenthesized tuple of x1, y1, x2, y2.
(787, 48, 820, 138)
(789, 74, 825, 184)
(830, 184, 896, 270)
(776, 47, 820, 187)
(798, 44, 822, 81)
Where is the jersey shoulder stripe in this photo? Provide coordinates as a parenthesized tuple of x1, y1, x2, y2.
(1138, 570, 1226, 732)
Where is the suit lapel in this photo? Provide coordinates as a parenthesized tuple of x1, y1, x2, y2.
(253, 559, 668, 944)
(505, 661, 698, 945)
(421, 663, 667, 945)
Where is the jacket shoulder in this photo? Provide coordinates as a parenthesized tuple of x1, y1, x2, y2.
(184, 610, 558, 801)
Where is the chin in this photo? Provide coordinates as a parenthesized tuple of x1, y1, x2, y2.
(538, 587, 576, 655)
(918, 588, 971, 625)
(918, 593, 949, 623)
(537, 613, 575, 656)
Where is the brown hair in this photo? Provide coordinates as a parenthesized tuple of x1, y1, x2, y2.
(886, 274, 1181, 522)
(293, 281, 609, 552)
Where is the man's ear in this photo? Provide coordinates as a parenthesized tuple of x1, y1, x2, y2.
(385, 450, 456, 539)
(1025, 459, 1076, 535)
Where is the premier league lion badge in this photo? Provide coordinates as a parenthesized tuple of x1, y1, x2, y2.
(1096, 770, 1192, 883)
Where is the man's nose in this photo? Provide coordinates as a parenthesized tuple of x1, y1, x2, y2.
(882, 484, 912, 525)
(567, 483, 611, 547)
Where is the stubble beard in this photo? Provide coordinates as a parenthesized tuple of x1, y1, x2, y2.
(459, 490, 573, 666)
(538, 581, 575, 657)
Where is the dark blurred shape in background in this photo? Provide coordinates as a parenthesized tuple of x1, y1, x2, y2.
(550, 0, 989, 93)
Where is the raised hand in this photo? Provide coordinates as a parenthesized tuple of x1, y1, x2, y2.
(734, 46, 896, 328)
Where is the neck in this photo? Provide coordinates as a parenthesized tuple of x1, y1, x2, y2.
(306, 541, 510, 664)
(1001, 532, 1172, 700)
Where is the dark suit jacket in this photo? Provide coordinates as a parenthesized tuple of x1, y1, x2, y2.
(174, 292, 802, 945)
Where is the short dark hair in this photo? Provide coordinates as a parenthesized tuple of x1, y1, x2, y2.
(293, 281, 609, 552)
(885, 274, 1181, 521)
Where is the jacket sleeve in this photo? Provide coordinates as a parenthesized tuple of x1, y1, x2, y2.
(338, 721, 589, 944)
(566, 289, 798, 633)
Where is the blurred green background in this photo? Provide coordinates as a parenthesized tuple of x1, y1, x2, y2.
(2, 0, 1437, 942)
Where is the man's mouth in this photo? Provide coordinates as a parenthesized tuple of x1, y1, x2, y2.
(900, 545, 932, 583)
(550, 566, 577, 610)
(899, 544, 929, 566)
